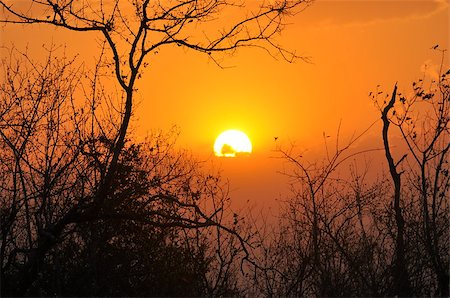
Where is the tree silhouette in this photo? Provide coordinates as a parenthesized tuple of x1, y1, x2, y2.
(374, 50, 449, 296)
(380, 83, 412, 296)
(0, 48, 248, 296)
(0, 0, 310, 295)
(11, 135, 239, 296)
(249, 124, 387, 296)
(251, 51, 449, 296)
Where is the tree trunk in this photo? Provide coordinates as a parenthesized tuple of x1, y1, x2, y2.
(381, 84, 412, 297)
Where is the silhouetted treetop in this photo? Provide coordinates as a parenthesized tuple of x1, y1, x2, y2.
(0, 0, 312, 67)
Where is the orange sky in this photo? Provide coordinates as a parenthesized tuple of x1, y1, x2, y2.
(140, 0, 448, 210)
(1, 0, 448, 210)
(135, 0, 448, 148)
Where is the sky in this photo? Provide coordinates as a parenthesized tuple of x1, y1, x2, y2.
(1, 0, 449, 211)
(139, 0, 448, 211)
(137, 0, 448, 146)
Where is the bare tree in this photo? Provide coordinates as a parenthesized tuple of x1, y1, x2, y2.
(0, 47, 248, 296)
(375, 48, 449, 296)
(0, 0, 311, 195)
(0, 47, 92, 295)
(0, 0, 311, 294)
(265, 48, 449, 297)
(380, 83, 413, 296)
(249, 124, 385, 296)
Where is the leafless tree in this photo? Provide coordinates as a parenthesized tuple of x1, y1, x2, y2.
(248, 124, 387, 296)
(260, 48, 449, 297)
(0, 0, 312, 200)
(0, 0, 311, 294)
(0, 47, 247, 296)
(375, 48, 449, 296)
(0, 47, 93, 295)
(379, 83, 413, 296)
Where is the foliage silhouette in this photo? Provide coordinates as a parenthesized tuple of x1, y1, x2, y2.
(0, 49, 247, 296)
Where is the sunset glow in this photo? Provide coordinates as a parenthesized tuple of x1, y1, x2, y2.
(214, 130, 252, 157)
(0, 0, 447, 296)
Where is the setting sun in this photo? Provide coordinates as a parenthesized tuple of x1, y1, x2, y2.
(214, 130, 252, 157)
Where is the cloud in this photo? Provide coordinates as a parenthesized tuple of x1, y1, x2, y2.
(299, 0, 448, 28)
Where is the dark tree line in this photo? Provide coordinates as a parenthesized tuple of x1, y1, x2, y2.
(248, 50, 449, 297)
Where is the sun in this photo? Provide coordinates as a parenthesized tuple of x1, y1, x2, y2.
(214, 129, 252, 157)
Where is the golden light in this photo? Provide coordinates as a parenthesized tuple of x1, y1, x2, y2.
(214, 129, 252, 157)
